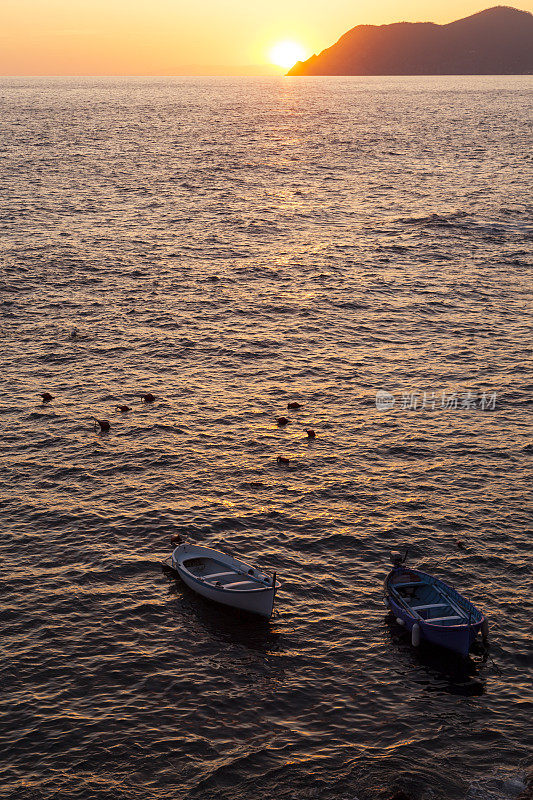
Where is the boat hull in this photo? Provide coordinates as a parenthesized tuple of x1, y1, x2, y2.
(165, 544, 278, 619)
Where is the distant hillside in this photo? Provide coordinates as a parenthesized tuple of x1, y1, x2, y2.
(287, 6, 533, 75)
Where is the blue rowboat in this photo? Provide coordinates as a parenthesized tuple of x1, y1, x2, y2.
(384, 552, 489, 657)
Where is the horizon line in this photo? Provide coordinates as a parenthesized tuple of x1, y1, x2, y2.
(1, 73, 532, 78)
(0, 65, 286, 78)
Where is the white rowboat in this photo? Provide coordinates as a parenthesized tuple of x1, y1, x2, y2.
(164, 543, 280, 619)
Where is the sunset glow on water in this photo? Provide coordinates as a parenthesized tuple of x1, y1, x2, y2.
(1, 76, 532, 800)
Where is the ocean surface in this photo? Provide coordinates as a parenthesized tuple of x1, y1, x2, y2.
(0, 76, 532, 800)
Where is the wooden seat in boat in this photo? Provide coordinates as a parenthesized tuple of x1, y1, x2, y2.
(223, 580, 258, 589)
(393, 581, 423, 589)
(202, 571, 236, 580)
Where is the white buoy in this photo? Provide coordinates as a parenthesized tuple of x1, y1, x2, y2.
(396, 617, 405, 627)
(412, 623, 421, 647)
(481, 618, 489, 642)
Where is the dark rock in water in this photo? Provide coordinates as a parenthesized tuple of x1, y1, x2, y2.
(141, 393, 155, 403)
(94, 418, 111, 432)
(276, 417, 290, 426)
(40, 392, 54, 403)
(287, 401, 302, 410)
(277, 456, 290, 465)
(287, 7, 533, 76)
(305, 429, 316, 439)
(115, 405, 131, 412)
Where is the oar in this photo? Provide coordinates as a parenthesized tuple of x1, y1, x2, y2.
(389, 584, 422, 621)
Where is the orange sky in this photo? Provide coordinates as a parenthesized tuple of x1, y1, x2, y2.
(1, 0, 532, 75)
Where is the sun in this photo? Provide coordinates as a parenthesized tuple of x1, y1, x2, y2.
(269, 40, 307, 70)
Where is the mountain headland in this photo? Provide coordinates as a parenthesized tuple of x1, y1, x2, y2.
(287, 6, 533, 75)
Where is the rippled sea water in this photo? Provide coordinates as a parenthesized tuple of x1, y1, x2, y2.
(1, 76, 532, 800)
